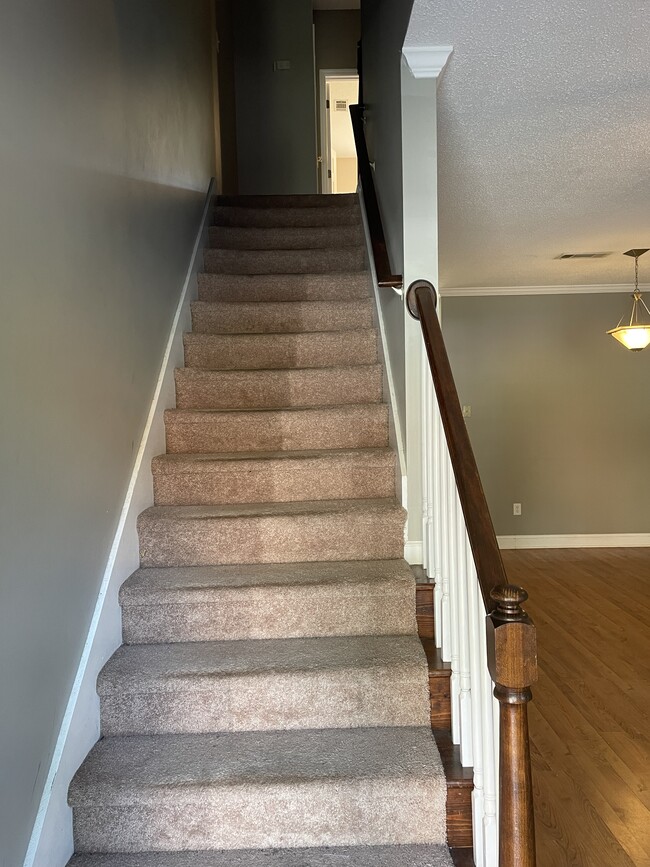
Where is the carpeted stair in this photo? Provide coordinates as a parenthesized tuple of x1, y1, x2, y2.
(67, 194, 453, 866)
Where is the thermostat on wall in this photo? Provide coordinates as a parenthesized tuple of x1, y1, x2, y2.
(273, 60, 291, 71)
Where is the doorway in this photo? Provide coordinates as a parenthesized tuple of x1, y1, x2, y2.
(319, 71, 359, 194)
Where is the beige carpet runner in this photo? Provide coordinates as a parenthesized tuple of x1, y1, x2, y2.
(67, 193, 452, 866)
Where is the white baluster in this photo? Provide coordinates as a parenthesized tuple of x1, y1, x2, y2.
(432, 407, 444, 645)
(480, 613, 499, 866)
(457, 521, 473, 767)
(468, 557, 486, 866)
(448, 472, 461, 745)
(421, 351, 430, 571)
(439, 443, 451, 662)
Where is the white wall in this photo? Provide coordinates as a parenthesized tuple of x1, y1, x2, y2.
(0, 3, 215, 865)
(232, 0, 317, 194)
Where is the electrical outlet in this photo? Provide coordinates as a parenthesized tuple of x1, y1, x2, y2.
(462, 405, 472, 418)
(513, 503, 522, 516)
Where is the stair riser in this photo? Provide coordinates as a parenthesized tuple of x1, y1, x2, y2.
(212, 205, 361, 228)
(174, 367, 383, 411)
(209, 225, 364, 250)
(73, 778, 442, 852)
(191, 301, 373, 334)
(138, 511, 405, 567)
(203, 248, 365, 275)
(164, 406, 389, 454)
(99, 670, 430, 735)
(152, 458, 396, 506)
(183, 331, 378, 370)
(197, 273, 369, 303)
(121, 585, 416, 644)
(215, 194, 358, 208)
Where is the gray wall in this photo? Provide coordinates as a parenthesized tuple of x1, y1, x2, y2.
(232, 0, 317, 194)
(360, 0, 415, 438)
(314, 9, 361, 192)
(443, 294, 650, 536)
(0, 3, 215, 864)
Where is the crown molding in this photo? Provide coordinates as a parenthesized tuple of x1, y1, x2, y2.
(439, 283, 650, 298)
(402, 45, 453, 80)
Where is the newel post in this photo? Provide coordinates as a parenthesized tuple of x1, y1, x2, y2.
(487, 585, 537, 867)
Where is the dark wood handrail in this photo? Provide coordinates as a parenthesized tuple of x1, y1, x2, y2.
(349, 104, 403, 289)
(406, 279, 537, 867)
(349, 100, 537, 865)
(406, 281, 504, 612)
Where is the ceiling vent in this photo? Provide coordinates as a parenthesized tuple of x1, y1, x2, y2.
(335, 99, 348, 111)
(556, 252, 612, 259)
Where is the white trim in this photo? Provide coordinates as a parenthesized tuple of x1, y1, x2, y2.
(23, 179, 215, 867)
(498, 533, 650, 550)
(440, 283, 649, 298)
(357, 186, 408, 495)
(402, 45, 453, 80)
(404, 540, 424, 565)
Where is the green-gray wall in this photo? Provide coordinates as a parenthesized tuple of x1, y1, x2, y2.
(232, 0, 317, 194)
(0, 3, 215, 864)
(360, 0, 415, 442)
(314, 9, 361, 193)
(443, 294, 650, 536)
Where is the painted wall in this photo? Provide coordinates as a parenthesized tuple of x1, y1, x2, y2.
(314, 9, 360, 191)
(443, 293, 650, 536)
(0, 3, 215, 865)
(232, 0, 317, 194)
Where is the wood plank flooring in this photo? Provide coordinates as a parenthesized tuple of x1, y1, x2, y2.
(502, 548, 650, 867)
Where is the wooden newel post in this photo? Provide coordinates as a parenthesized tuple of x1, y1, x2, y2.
(487, 584, 538, 867)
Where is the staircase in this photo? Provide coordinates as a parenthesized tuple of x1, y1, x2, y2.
(67, 193, 453, 866)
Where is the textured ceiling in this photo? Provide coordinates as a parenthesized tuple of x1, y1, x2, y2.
(406, 0, 650, 290)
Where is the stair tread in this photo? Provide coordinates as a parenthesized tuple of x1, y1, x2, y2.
(139, 498, 404, 522)
(68, 843, 455, 866)
(191, 299, 371, 310)
(98, 634, 426, 693)
(120, 559, 414, 603)
(165, 401, 385, 419)
(69, 726, 444, 801)
(184, 328, 376, 339)
(152, 447, 394, 473)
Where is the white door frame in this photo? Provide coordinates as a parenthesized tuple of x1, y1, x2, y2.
(319, 69, 358, 193)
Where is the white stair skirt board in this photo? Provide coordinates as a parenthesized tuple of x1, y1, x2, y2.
(23, 179, 216, 867)
(357, 185, 411, 555)
(498, 533, 650, 549)
(404, 540, 424, 565)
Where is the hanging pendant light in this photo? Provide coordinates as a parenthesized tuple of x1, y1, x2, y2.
(607, 249, 650, 351)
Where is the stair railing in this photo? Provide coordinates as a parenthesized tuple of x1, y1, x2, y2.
(350, 106, 537, 867)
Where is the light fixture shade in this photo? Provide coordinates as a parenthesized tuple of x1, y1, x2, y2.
(608, 249, 650, 350)
(607, 324, 650, 351)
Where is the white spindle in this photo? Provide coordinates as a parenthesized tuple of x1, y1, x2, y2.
(448, 470, 461, 744)
(457, 517, 473, 768)
(467, 557, 486, 866)
(432, 407, 443, 642)
(480, 615, 499, 865)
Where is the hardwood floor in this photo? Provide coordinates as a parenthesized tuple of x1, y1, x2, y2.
(502, 548, 650, 867)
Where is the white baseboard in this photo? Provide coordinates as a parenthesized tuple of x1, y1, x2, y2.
(23, 179, 215, 867)
(498, 533, 650, 550)
(404, 540, 423, 564)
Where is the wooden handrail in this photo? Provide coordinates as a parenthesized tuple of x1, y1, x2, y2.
(349, 100, 537, 864)
(406, 279, 537, 867)
(349, 104, 403, 289)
